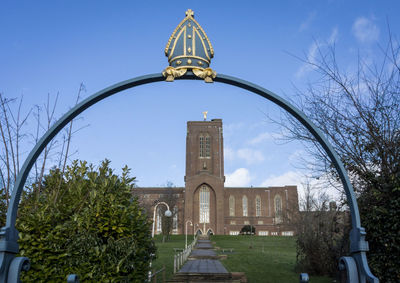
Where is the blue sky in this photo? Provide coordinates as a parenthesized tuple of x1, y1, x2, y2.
(1, 1, 399, 195)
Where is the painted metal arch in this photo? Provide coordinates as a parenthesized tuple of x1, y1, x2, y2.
(0, 72, 377, 282)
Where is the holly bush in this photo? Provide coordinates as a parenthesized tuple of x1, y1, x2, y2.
(358, 180, 400, 283)
(17, 160, 155, 282)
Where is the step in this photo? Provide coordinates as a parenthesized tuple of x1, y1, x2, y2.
(189, 249, 218, 259)
(178, 259, 228, 274)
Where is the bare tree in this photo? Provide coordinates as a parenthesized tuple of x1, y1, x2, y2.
(0, 84, 86, 225)
(272, 29, 399, 281)
(0, 94, 31, 207)
(159, 181, 179, 242)
(275, 34, 400, 193)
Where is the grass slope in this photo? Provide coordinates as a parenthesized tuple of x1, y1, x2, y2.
(152, 235, 188, 281)
(152, 235, 333, 283)
(212, 235, 332, 283)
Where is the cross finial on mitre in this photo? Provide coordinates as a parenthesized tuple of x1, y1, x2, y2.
(185, 9, 194, 17)
(202, 111, 208, 121)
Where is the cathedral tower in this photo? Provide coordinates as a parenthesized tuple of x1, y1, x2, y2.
(184, 118, 225, 235)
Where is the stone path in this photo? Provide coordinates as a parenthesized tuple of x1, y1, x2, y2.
(178, 237, 228, 274)
(168, 235, 247, 282)
(178, 259, 228, 274)
(190, 249, 218, 258)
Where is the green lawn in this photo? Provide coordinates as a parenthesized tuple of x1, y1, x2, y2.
(151, 235, 189, 281)
(212, 235, 333, 283)
(151, 235, 333, 283)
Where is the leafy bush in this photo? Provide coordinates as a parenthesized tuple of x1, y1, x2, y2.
(358, 181, 400, 283)
(17, 160, 155, 282)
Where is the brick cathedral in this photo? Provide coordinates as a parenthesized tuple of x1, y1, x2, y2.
(135, 118, 299, 236)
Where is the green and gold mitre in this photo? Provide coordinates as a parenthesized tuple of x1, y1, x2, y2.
(163, 9, 216, 82)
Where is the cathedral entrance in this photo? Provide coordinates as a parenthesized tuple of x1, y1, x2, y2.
(192, 184, 216, 235)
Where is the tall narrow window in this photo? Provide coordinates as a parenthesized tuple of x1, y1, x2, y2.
(156, 206, 162, 233)
(200, 136, 205, 157)
(275, 195, 282, 223)
(199, 134, 211, 158)
(199, 185, 210, 223)
(172, 206, 178, 234)
(205, 136, 211, 157)
(256, 195, 261, 217)
(229, 195, 235, 216)
(242, 195, 248, 217)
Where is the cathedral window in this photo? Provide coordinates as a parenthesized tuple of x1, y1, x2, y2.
(274, 195, 282, 223)
(173, 206, 178, 234)
(229, 195, 235, 216)
(205, 136, 211, 157)
(242, 195, 248, 216)
(199, 185, 210, 223)
(200, 136, 204, 157)
(256, 195, 261, 217)
(199, 134, 211, 158)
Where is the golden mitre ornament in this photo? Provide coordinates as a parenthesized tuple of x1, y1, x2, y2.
(162, 9, 216, 82)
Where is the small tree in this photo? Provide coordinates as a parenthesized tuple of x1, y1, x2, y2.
(159, 181, 179, 242)
(17, 160, 155, 282)
(294, 183, 350, 277)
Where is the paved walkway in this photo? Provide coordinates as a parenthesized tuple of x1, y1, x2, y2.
(190, 249, 217, 258)
(178, 236, 228, 274)
(179, 259, 228, 274)
(170, 236, 246, 282)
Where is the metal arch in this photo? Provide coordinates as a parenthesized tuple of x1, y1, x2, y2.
(0, 72, 377, 282)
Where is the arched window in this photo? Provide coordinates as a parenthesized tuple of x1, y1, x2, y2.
(229, 195, 235, 216)
(156, 206, 162, 233)
(274, 195, 282, 223)
(199, 185, 210, 223)
(172, 206, 178, 234)
(200, 134, 211, 158)
(242, 195, 248, 217)
(256, 195, 261, 217)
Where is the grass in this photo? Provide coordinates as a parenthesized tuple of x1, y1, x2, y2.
(151, 235, 190, 281)
(212, 235, 333, 283)
(151, 235, 333, 283)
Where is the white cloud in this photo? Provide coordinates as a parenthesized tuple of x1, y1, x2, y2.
(248, 132, 282, 145)
(295, 41, 318, 78)
(352, 17, 379, 43)
(237, 148, 264, 164)
(224, 147, 235, 161)
(295, 28, 339, 79)
(288, 149, 306, 163)
(328, 27, 338, 44)
(260, 171, 301, 187)
(260, 170, 342, 201)
(223, 122, 245, 137)
(225, 147, 265, 164)
(225, 168, 252, 187)
(299, 11, 316, 32)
